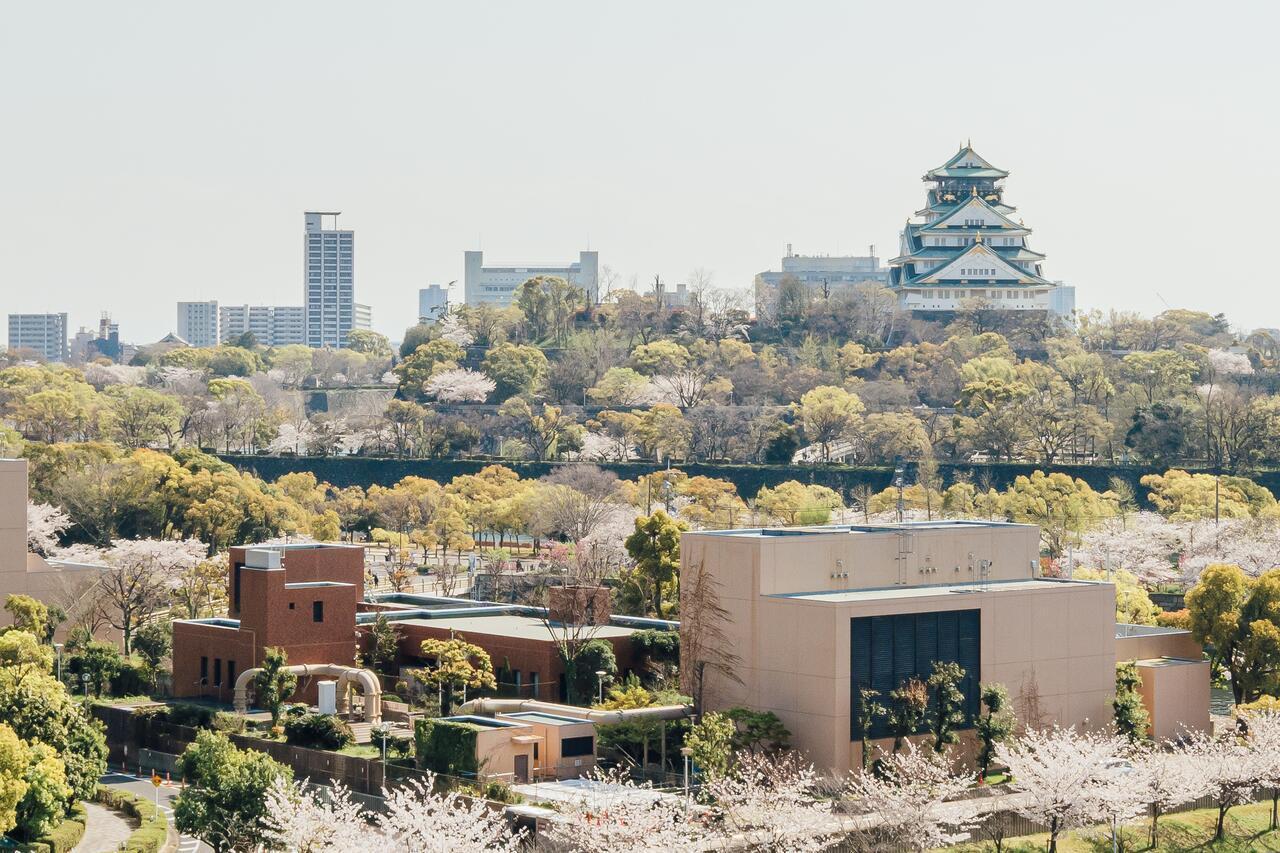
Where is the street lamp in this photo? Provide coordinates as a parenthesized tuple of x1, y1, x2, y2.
(53, 643, 63, 684)
(680, 746, 693, 809)
(80, 671, 90, 700)
(595, 670, 607, 704)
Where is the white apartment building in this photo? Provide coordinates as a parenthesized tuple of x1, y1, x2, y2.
(354, 303, 372, 331)
(176, 301, 219, 348)
(463, 250, 599, 306)
(219, 305, 305, 347)
(7, 313, 68, 362)
(418, 284, 449, 322)
(304, 211, 355, 348)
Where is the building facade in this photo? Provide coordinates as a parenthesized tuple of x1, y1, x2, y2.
(681, 520, 1121, 773)
(304, 212, 355, 348)
(888, 145, 1068, 315)
(754, 247, 889, 319)
(176, 301, 219, 348)
(6, 313, 68, 362)
(418, 284, 449, 322)
(87, 313, 121, 362)
(464, 250, 599, 307)
(219, 304, 306, 347)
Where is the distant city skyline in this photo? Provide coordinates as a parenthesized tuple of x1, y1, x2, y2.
(2, 1, 1278, 343)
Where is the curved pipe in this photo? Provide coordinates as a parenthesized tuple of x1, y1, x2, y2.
(233, 663, 383, 724)
(457, 697, 692, 724)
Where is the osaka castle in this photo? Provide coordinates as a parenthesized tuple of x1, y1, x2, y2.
(888, 144, 1072, 315)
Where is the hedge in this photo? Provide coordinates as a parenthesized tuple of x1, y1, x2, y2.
(94, 787, 168, 853)
(12, 801, 87, 853)
(415, 718, 478, 776)
(284, 713, 354, 750)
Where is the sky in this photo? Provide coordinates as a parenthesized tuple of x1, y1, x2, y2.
(1, 1, 1278, 343)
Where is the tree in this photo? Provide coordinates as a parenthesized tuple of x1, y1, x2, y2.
(754, 481, 843, 525)
(1113, 662, 1151, 744)
(998, 471, 1116, 556)
(624, 510, 686, 617)
(413, 636, 496, 713)
(887, 677, 929, 753)
(364, 614, 400, 672)
(995, 726, 1129, 853)
(1135, 744, 1209, 847)
(76, 641, 122, 696)
(3, 595, 48, 641)
(81, 538, 206, 654)
(345, 329, 392, 359)
(133, 621, 171, 687)
(680, 559, 743, 715)
(0, 725, 31, 838)
(14, 742, 69, 843)
(175, 730, 292, 853)
(0, 667, 106, 801)
(796, 385, 864, 461)
(172, 556, 229, 619)
(845, 741, 974, 852)
(724, 707, 790, 755)
(567, 638, 617, 705)
(394, 339, 464, 398)
(854, 687, 886, 771)
(1185, 563, 1280, 702)
(974, 683, 1014, 781)
(1184, 728, 1265, 841)
(685, 710, 734, 782)
(254, 647, 298, 727)
(588, 367, 652, 407)
(423, 368, 495, 403)
(926, 655, 962, 753)
(481, 342, 548, 400)
(708, 751, 844, 853)
(545, 767, 704, 852)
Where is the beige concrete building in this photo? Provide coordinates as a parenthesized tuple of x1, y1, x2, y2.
(681, 520, 1123, 773)
(0, 460, 104, 638)
(1116, 624, 1211, 740)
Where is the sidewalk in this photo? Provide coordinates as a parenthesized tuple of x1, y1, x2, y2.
(72, 802, 132, 853)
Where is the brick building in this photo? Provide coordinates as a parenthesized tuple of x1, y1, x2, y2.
(171, 543, 364, 704)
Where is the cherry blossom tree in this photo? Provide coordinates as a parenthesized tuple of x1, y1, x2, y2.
(995, 726, 1129, 853)
(262, 773, 524, 852)
(437, 313, 475, 347)
(1134, 744, 1210, 846)
(844, 742, 974, 852)
(1177, 730, 1262, 841)
(25, 502, 69, 557)
(706, 751, 843, 852)
(543, 767, 709, 852)
(425, 368, 496, 403)
(1245, 710, 1280, 830)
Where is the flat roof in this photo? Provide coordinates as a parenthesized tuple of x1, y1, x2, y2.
(501, 712, 594, 727)
(284, 581, 354, 589)
(695, 519, 1034, 538)
(775, 577, 1097, 604)
(1135, 657, 1205, 668)
(440, 715, 527, 729)
(396, 613, 636, 641)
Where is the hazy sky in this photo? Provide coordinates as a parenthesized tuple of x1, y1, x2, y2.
(2, 1, 1277, 343)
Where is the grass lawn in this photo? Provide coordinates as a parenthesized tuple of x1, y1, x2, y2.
(337, 744, 382, 758)
(946, 800, 1280, 851)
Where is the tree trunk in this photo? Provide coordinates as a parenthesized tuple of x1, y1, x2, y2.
(1217, 803, 1227, 840)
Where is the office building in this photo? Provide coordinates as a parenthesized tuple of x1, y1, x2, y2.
(681, 520, 1208, 772)
(176, 301, 219, 348)
(418, 284, 449, 322)
(464, 250, 599, 306)
(754, 247, 889, 320)
(86, 314, 121, 363)
(304, 211, 355, 348)
(354, 302, 371, 331)
(888, 144, 1068, 314)
(219, 305, 305, 347)
(6, 313, 68, 362)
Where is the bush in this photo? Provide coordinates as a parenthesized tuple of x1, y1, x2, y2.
(110, 659, 152, 697)
(283, 713, 354, 750)
(20, 801, 87, 853)
(212, 711, 245, 734)
(415, 718, 478, 776)
(167, 703, 216, 729)
(483, 780, 523, 804)
(94, 787, 167, 853)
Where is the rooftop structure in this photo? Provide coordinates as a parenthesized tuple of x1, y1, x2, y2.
(464, 249, 600, 307)
(888, 145, 1069, 315)
(754, 246, 889, 321)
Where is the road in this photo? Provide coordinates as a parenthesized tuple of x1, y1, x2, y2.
(99, 772, 207, 853)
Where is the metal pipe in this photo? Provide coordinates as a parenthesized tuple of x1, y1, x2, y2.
(457, 697, 692, 724)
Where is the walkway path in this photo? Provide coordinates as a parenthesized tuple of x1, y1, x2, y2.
(72, 801, 133, 853)
(98, 771, 207, 853)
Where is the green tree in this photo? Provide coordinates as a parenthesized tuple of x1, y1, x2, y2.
(0, 668, 106, 801)
(998, 470, 1116, 556)
(482, 342, 549, 400)
(364, 614, 401, 672)
(132, 621, 171, 688)
(345, 329, 392, 359)
(395, 340, 465, 399)
(685, 710, 734, 783)
(413, 636, 497, 713)
(1113, 662, 1150, 744)
(796, 385, 864, 461)
(14, 742, 69, 842)
(723, 707, 790, 755)
(624, 510, 687, 618)
(0, 725, 30, 837)
(567, 639, 617, 706)
(975, 683, 1014, 780)
(3, 595, 48, 641)
(253, 647, 297, 727)
(1074, 567, 1161, 625)
(175, 730, 292, 853)
(76, 642, 122, 697)
(854, 687, 886, 770)
(928, 661, 967, 752)
(887, 678, 928, 753)
(103, 386, 182, 449)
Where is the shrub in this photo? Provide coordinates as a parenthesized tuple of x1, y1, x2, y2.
(483, 780, 523, 804)
(21, 801, 87, 853)
(167, 703, 216, 729)
(94, 787, 167, 853)
(212, 711, 246, 734)
(110, 659, 152, 697)
(283, 713, 354, 750)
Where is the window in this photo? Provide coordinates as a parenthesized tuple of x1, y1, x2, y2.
(533, 743, 539, 760)
(561, 736, 595, 757)
(200, 657, 208, 683)
(850, 609, 980, 740)
(228, 661, 236, 688)
(313, 601, 324, 623)
(288, 602, 295, 610)
(214, 658, 222, 687)
(530, 673, 539, 698)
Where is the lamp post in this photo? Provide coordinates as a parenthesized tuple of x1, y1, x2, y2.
(595, 670, 607, 704)
(53, 643, 63, 684)
(680, 746, 693, 810)
(80, 671, 90, 700)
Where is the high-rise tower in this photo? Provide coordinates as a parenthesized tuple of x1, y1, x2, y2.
(303, 211, 355, 348)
